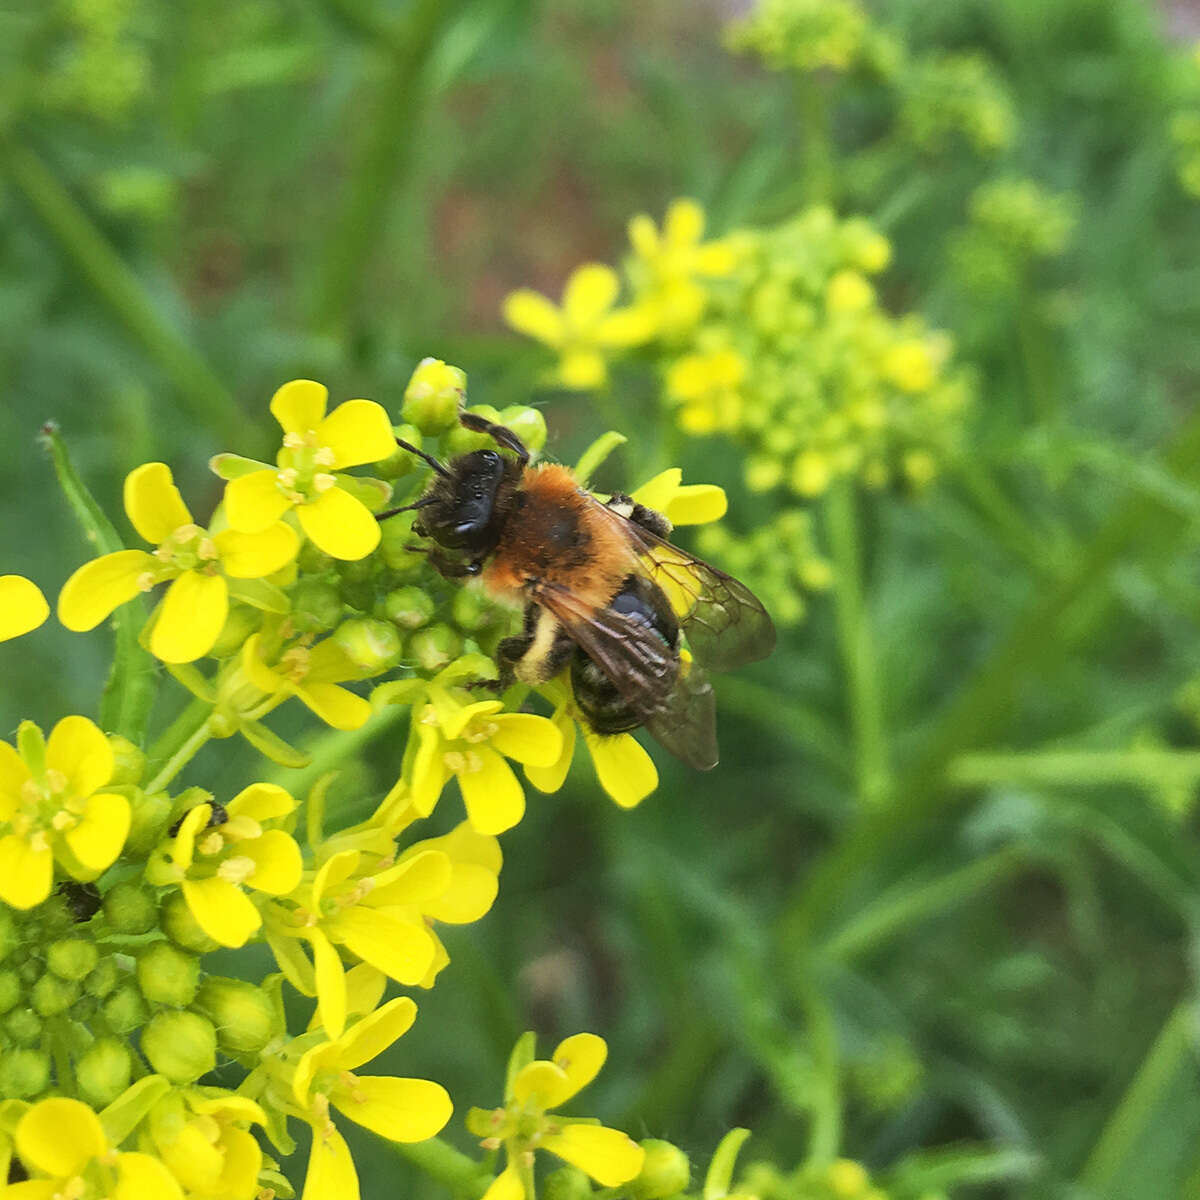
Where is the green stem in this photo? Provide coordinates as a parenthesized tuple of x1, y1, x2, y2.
(1079, 1000, 1195, 1193)
(949, 749, 1200, 791)
(824, 848, 1023, 961)
(798, 976, 840, 1165)
(40, 425, 157, 744)
(393, 1136, 492, 1198)
(310, 0, 462, 339)
(796, 74, 835, 206)
(1, 136, 244, 445)
(144, 700, 214, 793)
(518, 1157, 537, 1200)
(824, 482, 888, 808)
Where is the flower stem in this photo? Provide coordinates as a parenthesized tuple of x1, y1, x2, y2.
(796, 74, 835, 206)
(949, 749, 1200, 792)
(144, 699, 214, 793)
(824, 482, 889, 808)
(799, 976, 840, 1166)
(0, 135, 244, 445)
(393, 1137, 492, 1198)
(40, 425, 157, 745)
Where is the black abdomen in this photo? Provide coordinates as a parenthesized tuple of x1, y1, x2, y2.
(572, 575, 679, 735)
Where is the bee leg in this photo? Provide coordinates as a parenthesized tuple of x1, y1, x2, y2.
(605, 492, 672, 538)
(459, 412, 530, 466)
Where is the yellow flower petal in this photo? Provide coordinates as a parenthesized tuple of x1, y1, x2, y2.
(503, 289, 566, 347)
(270, 379, 328, 435)
(695, 239, 737, 276)
(333, 1075, 452, 1144)
(243, 829, 303, 895)
(211, 1127, 262, 1198)
(458, 747, 525, 835)
(344, 963, 388, 1022)
(512, 1061, 571, 1108)
(225, 469, 293, 534)
(312, 927, 348, 1041)
(150, 571, 228, 663)
(542, 1124, 645, 1186)
(64, 791, 130, 874)
(552, 1032, 607, 1101)
(665, 198, 704, 247)
(563, 264, 619, 328)
(311, 849, 361, 907)
(583, 731, 658, 808)
(46, 715, 113, 798)
(183, 876, 262, 947)
(0, 576, 48, 641)
(114, 1150, 185, 1200)
(298, 682, 372, 730)
(559, 349, 608, 390)
(525, 707, 576, 795)
(666, 483, 726, 526)
(226, 781, 296, 823)
(57, 550, 155, 631)
(213, 523, 300, 579)
(595, 305, 657, 348)
(301, 1127, 359, 1200)
(330, 909, 436, 986)
(15, 1098, 106, 1176)
(629, 469, 680, 513)
(336, 997, 417, 1071)
(423, 861, 498, 925)
(297, 486, 381, 561)
(124, 462, 193, 544)
(317, 399, 397, 469)
(370, 848, 453, 906)
(0, 834, 52, 909)
(4, 1181, 57, 1200)
(0, 740, 31, 816)
(488, 712, 562, 768)
(410, 722, 449, 816)
(481, 1165, 525, 1200)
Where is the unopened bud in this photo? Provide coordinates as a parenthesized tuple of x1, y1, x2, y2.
(409, 624, 461, 672)
(499, 405, 548, 454)
(632, 1140, 690, 1199)
(138, 941, 199, 1007)
(77, 1037, 133, 1108)
(102, 984, 148, 1035)
(103, 880, 159, 934)
(445, 405, 503, 457)
(162, 891, 218, 953)
(46, 938, 98, 981)
(543, 1166, 593, 1200)
(0, 1048, 50, 1098)
(377, 424, 425, 480)
(208, 604, 263, 659)
(107, 734, 146, 786)
(451, 586, 494, 632)
(385, 585, 435, 630)
(142, 1011, 217, 1082)
(0, 908, 16, 961)
(334, 618, 403, 673)
(0, 970, 20, 1013)
(402, 358, 466, 434)
(32, 971, 79, 1016)
(123, 790, 174, 859)
(298, 541, 334, 574)
(291, 580, 344, 634)
(84, 957, 121, 999)
(4, 1007, 41, 1045)
(195, 977, 277, 1056)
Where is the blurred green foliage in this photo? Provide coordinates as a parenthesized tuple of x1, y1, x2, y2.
(4, 0, 1200, 1197)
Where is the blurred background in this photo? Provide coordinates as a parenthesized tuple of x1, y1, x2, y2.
(5, 0, 1200, 1196)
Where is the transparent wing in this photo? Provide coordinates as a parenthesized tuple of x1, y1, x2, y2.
(531, 579, 719, 770)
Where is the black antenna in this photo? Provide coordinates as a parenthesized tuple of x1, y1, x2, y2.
(377, 496, 436, 522)
(396, 438, 450, 478)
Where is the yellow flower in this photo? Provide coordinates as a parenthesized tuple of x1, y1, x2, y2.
(58, 462, 298, 663)
(826, 269, 876, 314)
(293, 997, 452, 1200)
(664, 350, 746, 435)
(147, 784, 302, 947)
(471, 1033, 644, 1197)
(0, 575, 48, 642)
(222, 379, 396, 560)
(0, 717, 129, 909)
(503, 264, 656, 390)
(9, 1096, 182, 1199)
(882, 340, 936, 393)
(240, 632, 372, 730)
(526, 678, 658, 811)
(629, 468, 728, 527)
(628, 199, 737, 336)
(146, 1090, 266, 1199)
(406, 693, 562, 835)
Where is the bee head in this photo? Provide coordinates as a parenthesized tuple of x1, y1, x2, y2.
(413, 448, 516, 556)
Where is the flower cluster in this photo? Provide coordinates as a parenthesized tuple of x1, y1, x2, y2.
(724, 0, 870, 75)
(0, 365, 744, 1197)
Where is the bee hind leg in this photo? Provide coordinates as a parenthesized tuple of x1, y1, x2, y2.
(605, 492, 672, 538)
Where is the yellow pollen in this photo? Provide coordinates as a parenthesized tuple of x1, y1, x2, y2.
(173, 523, 203, 543)
(463, 750, 483, 773)
(314, 446, 336, 467)
(480, 1136, 501, 1151)
(50, 811, 75, 831)
(313, 473, 337, 493)
(29, 830, 50, 852)
(217, 855, 257, 885)
(153, 545, 173, 561)
(419, 707, 439, 726)
(443, 751, 465, 772)
(521, 1149, 536, 1167)
(282, 432, 305, 449)
(136, 571, 157, 592)
(61, 1177, 87, 1200)
(463, 721, 498, 743)
(276, 468, 298, 488)
(198, 831, 226, 857)
(44, 768, 68, 795)
(197, 537, 218, 561)
(20, 778, 41, 806)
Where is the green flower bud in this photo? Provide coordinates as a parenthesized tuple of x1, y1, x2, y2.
(291, 579, 344, 633)
(208, 604, 263, 658)
(632, 1140, 690, 1199)
(543, 1166, 593, 1200)
(46, 938, 98, 982)
(0, 970, 20, 1014)
(162, 891, 218, 953)
(376, 423, 424, 479)
(499, 405, 548, 453)
(141, 1010, 217, 1083)
(102, 984, 148, 1035)
(106, 734, 146, 786)
(451, 586, 494, 632)
(298, 540, 335, 574)
(0, 908, 16, 961)
(5, 1007, 41, 1046)
(410, 624, 461, 672)
(402, 358, 466, 434)
(379, 511, 425, 573)
(84, 957, 121, 999)
(385, 585, 435, 630)
(0, 1048, 50, 1098)
(334, 617, 403, 673)
(445, 404, 503, 457)
(103, 880, 159, 934)
(137, 941, 199, 1007)
(19, 959, 39, 984)
(32, 971, 79, 1016)
(123, 790, 174, 859)
(77, 1037, 133, 1108)
(195, 977, 277, 1056)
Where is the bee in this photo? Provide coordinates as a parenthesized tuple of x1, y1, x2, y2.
(386, 412, 776, 769)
